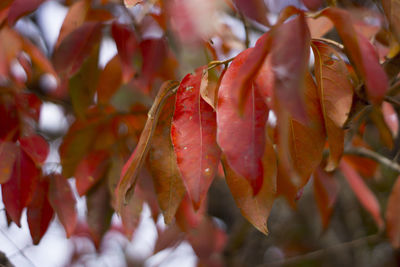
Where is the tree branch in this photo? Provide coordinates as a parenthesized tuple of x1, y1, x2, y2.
(261, 234, 382, 266)
(344, 146, 400, 173)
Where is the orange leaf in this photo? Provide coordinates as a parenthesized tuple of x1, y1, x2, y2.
(312, 40, 353, 170)
(148, 94, 186, 224)
(97, 55, 122, 105)
(222, 135, 276, 235)
(386, 175, 400, 248)
(340, 160, 384, 229)
(115, 80, 180, 212)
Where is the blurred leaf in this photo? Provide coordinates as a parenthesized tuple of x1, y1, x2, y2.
(2, 149, 39, 226)
(27, 176, 54, 245)
(19, 134, 49, 165)
(75, 150, 109, 196)
(340, 160, 384, 229)
(55, 0, 90, 48)
(386, 175, 400, 248)
(7, 0, 44, 25)
(48, 173, 77, 237)
(97, 55, 123, 105)
(314, 167, 339, 229)
(233, 0, 269, 26)
(381, 0, 400, 43)
(0, 141, 18, 184)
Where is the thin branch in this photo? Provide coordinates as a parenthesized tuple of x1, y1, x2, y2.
(261, 234, 381, 266)
(344, 146, 400, 173)
(312, 37, 344, 51)
(0, 228, 36, 267)
(208, 57, 235, 70)
(239, 13, 250, 48)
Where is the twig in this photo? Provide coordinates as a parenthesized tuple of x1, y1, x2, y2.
(0, 228, 36, 267)
(344, 146, 400, 173)
(261, 234, 381, 266)
(208, 57, 235, 70)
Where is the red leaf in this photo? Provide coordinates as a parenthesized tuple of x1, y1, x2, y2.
(27, 177, 54, 244)
(320, 8, 388, 104)
(138, 38, 168, 92)
(223, 134, 276, 234)
(340, 160, 384, 229)
(382, 102, 399, 138)
(313, 167, 339, 228)
(15, 92, 42, 122)
(148, 94, 186, 224)
(111, 22, 137, 82)
(52, 22, 102, 78)
(233, 0, 269, 26)
(74, 150, 109, 196)
(7, 0, 44, 25)
(48, 173, 77, 237)
(0, 97, 19, 141)
(2, 149, 39, 226)
(270, 13, 310, 123)
(171, 69, 221, 209)
(301, 0, 323, 10)
(386, 175, 400, 248)
(217, 48, 269, 195)
(120, 188, 143, 238)
(0, 141, 19, 184)
(19, 134, 49, 165)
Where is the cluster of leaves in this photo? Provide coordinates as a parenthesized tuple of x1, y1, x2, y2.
(2, 0, 400, 265)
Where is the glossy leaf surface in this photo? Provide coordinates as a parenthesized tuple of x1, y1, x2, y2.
(217, 48, 268, 195)
(171, 69, 221, 209)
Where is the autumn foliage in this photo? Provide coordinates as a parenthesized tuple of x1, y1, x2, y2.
(2, 0, 400, 265)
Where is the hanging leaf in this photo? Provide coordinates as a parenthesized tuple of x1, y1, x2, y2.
(217, 48, 269, 195)
(116, 80, 180, 212)
(320, 8, 388, 104)
(27, 177, 54, 245)
(340, 160, 384, 229)
(148, 94, 186, 224)
(120, 187, 143, 238)
(276, 73, 326, 202)
(86, 181, 113, 247)
(270, 12, 310, 123)
(48, 173, 77, 237)
(222, 134, 276, 235)
(2, 149, 39, 226)
(313, 167, 339, 229)
(312, 40, 353, 170)
(171, 69, 221, 209)
(386, 175, 400, 248)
